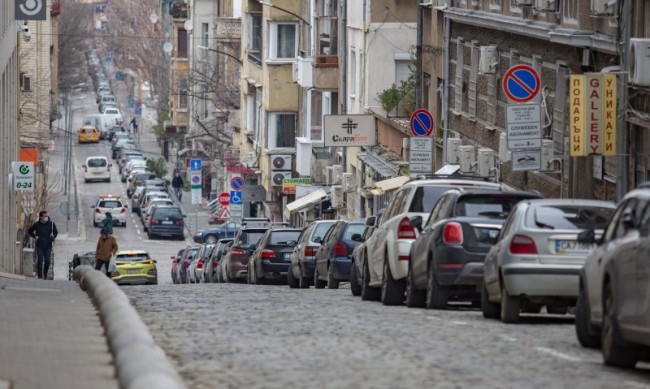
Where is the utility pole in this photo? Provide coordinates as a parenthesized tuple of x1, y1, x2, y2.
(616, 0, 631, 200)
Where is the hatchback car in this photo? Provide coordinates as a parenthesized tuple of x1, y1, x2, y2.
(248, 228, 302, 284)
(142, 199, 175, 231)
(221, 228, 269, 282)
(171, 248, 186, 284)
(193, 222, 240, 244)
(112, 139, 136, 159)
(408, 189, 540, 309)
(287, 220, 336, 289)
(83, 156, 111, 183)
(188, 244, 214, 284)
(127, 172, 157, 198)
(574, 188, 650, 368)
(147, 205, 185, 240)
(173, 246, 200, 284)
(207, 238, 233, 283)
(482, 199, 615, 323)
(78, 126, 100, 143)
(121, 159, 148, 182)
(349, 212, 384, 296)
(92, 195, 128, 227)
(112, 250, 158, 285)
(313, 220, 365, 289)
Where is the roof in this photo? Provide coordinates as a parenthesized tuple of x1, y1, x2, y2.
(368, 176, 410, 196)
(285, 189, 328, 219)
(98, 194, 122, 199)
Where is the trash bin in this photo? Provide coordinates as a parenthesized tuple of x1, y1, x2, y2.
(21, 248, 35, 277)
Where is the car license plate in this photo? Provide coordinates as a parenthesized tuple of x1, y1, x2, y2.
(284, 253, 291, 260)
(555, 240, 594, 254)
(126, 269, 141, 274)
(162, 221, 173, 225)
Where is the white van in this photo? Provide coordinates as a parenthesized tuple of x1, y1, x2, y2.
(83, 156, 111, 183)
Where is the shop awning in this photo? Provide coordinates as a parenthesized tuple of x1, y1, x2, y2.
(284, 189, 328, 219)
(369, 176, 410, 196)
(356, 151, 400, 178)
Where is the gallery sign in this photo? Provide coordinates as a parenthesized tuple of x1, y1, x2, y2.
(569, 73, 617, 157)
(323, 115, 376, 147)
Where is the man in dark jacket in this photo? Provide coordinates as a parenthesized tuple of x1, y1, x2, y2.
(95, 228, 118, 277)
(172, 172, 184, 201)
(27, 210, 59, 279)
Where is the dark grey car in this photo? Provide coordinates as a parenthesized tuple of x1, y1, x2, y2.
(287, 220, 336, 288)
(147, 206, 185, 240)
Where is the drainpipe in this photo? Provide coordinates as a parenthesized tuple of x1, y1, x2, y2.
(616, 0, 631, 200)
(441, 3, 452, 165)
(415, 1, 423, 109)
(341, 0, 347, 115)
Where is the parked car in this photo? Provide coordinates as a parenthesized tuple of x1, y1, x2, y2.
(83, 156, 111, 183)
(574, 188, 650, 368)
(349, 211, 384, 296)
(147, 205, 185, 240)
(117, 150, 145, 172)
(108, 125, 126, 141)
(112, 139, 136, 159)
(206, 238, 233, 283)
(247, 228, 302, 284)
(127, 172, 157, 198)
(362, 176, 507, 303)
(111, 250, 158, 285)
(139, 191, 170, 218)
(174, 246, 200, 284)
(131, 186, 146, 212)
(221, 227, 269, 282)
(98, 94, 116, 112)
(313, 221, 365, 289)
(78, 126, 100, 143)
(188, 244, 214, 284)
(287, 220, 336, 289)
(482, 198, 615, 323)
(193, 222, 240, 244)
(408, 189, 541, 309)
(171, 248, 186, 284)
(121, 159, 148, 182)
(142, 199, 175, 231)
(91, 194, 127, 227)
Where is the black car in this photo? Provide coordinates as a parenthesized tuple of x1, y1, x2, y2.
(193, 222, 240, 244)
(407, 189, 541, 309)
(147, 205, 185, 240)
(313, 220, 365, 289)
(221, 227, 269, 282)
(248, 228, 302, 284)
(108, 125, 126, 141)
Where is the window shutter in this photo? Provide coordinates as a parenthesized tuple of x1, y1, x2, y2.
(468, 41, 479, 117)
(552, 62, 568, 154)
(454, 37, 464, 111)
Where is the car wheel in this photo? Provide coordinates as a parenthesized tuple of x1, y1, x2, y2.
(147, 232, 154, 239)
(360, 259, 380, 301)
(575, 288, 601, 348)
(327, 265, 340, 289)
(84, 178, 89, 183)
(500, 283, 520, 323)
(223, 265, 230, 283)
(287, 266, 299, 289)
(205, 235, 217, 244)
(313, 265, 327, 289)
(602, 281, 638, 368)
(298, 264, 311, 289)
(349, 262, 361, 296)
(381, 258, 405, 306)
(93, 221, 98, 227)
(425, 262, 448, 310)
(122, 221, 127, 228)
(107, 178, 111, 183)
(547, 306, 568, 315)
(405, 262, 426, 308)
(172, 269, 177, 284)
(481, 283, 500, 319)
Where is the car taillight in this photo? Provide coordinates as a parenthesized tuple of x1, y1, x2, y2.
(147, 269, 157, 275)
(197, 259, 204, 269)
(397, 217, 417, 239)
(334, 242, 347, 256)
(261, 249, 275, 259)
(176, 219, 184, 226)
(121, 158, 126, 163)
(150, 218, 159, 225)
(231, 248, 245, 256)
(120, 208, 126, 214)
(304, 246, 317, 257)
(213, 260, 219, 267)
(95, 208, 101, 214)
(509, 234, 538, 254)
(443, 222, 463, 245)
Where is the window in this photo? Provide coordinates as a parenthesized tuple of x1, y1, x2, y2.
(179, 80, 188, 109)
(249, 14, 263, 64)
(201, 22, 209, 48)
(489, 0, 501, 10)
(394, 54, 411, 84)
(562, 0, 579, 24)
(310, 91, 323, 141)
(246, 94, 255, 132)
(267, 113, 297, 149)
(255, 88, 263, 141)
(177, 28, 188, 58)
(269, 22, 298, 60)
(350, 49, 357, 96)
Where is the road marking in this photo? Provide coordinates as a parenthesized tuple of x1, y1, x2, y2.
(535, 347, 582, 362)
(451, 321, 468, 325)
(498, 335, 518, 342)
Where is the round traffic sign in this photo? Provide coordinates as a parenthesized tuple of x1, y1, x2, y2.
(502, 64, 541, 103)
(218, 192, 230, 206)
(409, 109, 434, 137)
(231, 176, 244, 191)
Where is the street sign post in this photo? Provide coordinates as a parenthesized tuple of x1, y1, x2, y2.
(503, 65, 541, 103)
(12, 162, 34, 191)
(506, 104, 542, 150)
(230, 191, 242, 205)
(190, 172, 202, 205)
(409, 138, 434, 174)
(409, 109, 434, 137)
(230, 176, 244, 191)
(512, 149, 542, 171)
(230, 204, 243, 223)
(242, 185, 266, 202)
(218, 192, 230, 206)
(217, 207, 231, 222)
(189, 159, 202, 171)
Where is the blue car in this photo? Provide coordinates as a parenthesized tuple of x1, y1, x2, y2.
(193, 222, 240, 244)
(313, 220, 365, 289)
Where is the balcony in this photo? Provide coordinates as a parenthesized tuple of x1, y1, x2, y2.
(315, 16, 338, 68)
(51, 1, 61, 16)
(215, 17, 241, 42)
(169, 1, 187, 19)
(293, 53, 338, 90)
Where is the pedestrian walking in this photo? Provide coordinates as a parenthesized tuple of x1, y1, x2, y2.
(27, 210, 58, 279)
(101, 212, 114, 234)
(172, 172, 184, 201)
(95, 228, 118, 277)
(130, 116, 138, 133)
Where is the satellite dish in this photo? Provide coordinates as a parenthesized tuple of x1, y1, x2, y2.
(149, 13, 158, 24)
(184, 20, 193, 31)
(163, 42, 173, 54)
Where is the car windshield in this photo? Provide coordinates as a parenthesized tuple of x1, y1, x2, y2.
(526, 205, 615, 230)
(116, 254, 149, 262)
(238, 231, 266, 245)
(268, 231, 301, 245)
(99, 200, 121, 208)
(409, 186, 455, 213)
(153, 208, 182, 219)
(455, 195, 525, 218)
(312, 222, 335, 241)
(342, 224, 366, 240)
(87, 158, 107, 167)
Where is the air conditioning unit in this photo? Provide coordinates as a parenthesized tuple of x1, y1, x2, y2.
(630, 38, 650, 86)
(271, 171, 291, 187)
(341, 173, 355, 193)
(591, 0, 616, 16)
(330, 185, 344, 208)
(458, 145, 476, 173)
(499, 132, 511, 162)
(514, 0, 533, 5)
(326, 165, 342, 185)
(271, 155, 292, 171)
(479, 46, 498, 75)
(533, 0, 556, 12)
(477, 148, 495, 177)
(446, 138, 461, 164)
(541, 139, 555, 171)
(291, 62, 300, 83)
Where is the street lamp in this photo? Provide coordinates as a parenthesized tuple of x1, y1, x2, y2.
(196, 45, 243, 65)
(258, 1, 310, 26)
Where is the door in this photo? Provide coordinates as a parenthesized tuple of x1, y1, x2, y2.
(635, 200, 650, 335)
(610, 199, 640, 327)
(370, 189, 407, 283)
(317, 223, 339, 277)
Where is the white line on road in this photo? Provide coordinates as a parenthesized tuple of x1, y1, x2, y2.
(535, 347, 582, 362)
(451, 321, 468, 325)
(498, 335, 518, 342)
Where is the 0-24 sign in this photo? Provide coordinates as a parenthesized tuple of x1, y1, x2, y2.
(12, 161, 35, 192)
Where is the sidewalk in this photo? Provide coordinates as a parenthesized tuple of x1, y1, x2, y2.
(0, 273, 118, 389)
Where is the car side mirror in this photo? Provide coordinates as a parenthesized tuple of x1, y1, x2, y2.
(577, 229, 596, 245)
(621, 210, 635, 228)
(409, 216, 423, 232)
(313, 236, 322, 244)
(247, 243, 256, 251)
(365, 216, 376, 227)
(351, 233, 362, 242)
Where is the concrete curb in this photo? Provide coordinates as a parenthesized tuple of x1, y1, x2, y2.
(73, 266, 186, 389)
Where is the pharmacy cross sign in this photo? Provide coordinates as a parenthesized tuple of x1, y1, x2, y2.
(341, 118, 358, 135)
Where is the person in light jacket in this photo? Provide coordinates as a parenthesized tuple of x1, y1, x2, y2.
(95, 228, 118, 277)
(27, 210, 59, 279)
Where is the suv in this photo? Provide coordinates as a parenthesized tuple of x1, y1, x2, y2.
(83, 156, 111, 183)
(147, 205, 185, 240)
(193, 222, 240, 244)
(221, 227, 269, 282)
(362, 176, 508, 303)
(92, 194, 127, 227)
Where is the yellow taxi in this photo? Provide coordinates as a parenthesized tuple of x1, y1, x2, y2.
(78, 125, 100, 143)
(111, 250, 158, 285)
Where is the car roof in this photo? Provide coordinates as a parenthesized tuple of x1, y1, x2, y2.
(518, 198, 616, 207)
(116, 250, 149, 255)
(86, 156, 107, 160)
(444, 188, 541, 197)
(402, 177, 504, 190)
(98, 194, 121, 200)
(622, 188, 650, 201)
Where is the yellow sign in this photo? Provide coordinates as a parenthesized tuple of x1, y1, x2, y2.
(569, 73, 617, 157)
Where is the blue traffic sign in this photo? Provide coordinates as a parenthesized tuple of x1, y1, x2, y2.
(190, 159, 202, 171)
(134, 107, 142, 116)
(230, 191, 242, 205)
(409, 109, 434, 137)
(128, 97, 135, 108)
(503, 64, 541, 103)
(231, 176, 244, 191)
